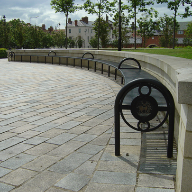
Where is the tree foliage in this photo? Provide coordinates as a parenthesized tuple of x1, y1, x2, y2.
(112, 12, 130, 47)
(0, 19, 69, 49)
(158, 14, 179, 47)
(89, 36, 98, 48)
(183, 22, 192, 45)
(156, 0, 192, 18)
(83, 0, 117, 16)
(76, 36, 84, 48)
(156, 0, 192, 48)
(126, 0, 156, 49)
(137, 14, 159, 47)
(50, 0, 77, 48)
(93, 17, 110, 48)
(50, 0, 76, 14)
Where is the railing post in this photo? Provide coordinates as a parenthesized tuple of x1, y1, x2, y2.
(94, 62, 96, 72)
(108, 66, 110, 77)
(115, 98, 121, 156)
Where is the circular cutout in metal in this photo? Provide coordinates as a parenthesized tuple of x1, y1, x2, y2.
(137, 121, 150, 131)
(131, 95, 158, 122)
(139, 85, 151, 96)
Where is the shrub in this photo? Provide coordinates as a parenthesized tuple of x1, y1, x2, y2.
(185, 46, 192, 49)
(0, 48, 7, 58)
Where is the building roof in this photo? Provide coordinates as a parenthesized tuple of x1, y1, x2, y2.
(67, 20, 94, 27)
(178, 21, 192, 30)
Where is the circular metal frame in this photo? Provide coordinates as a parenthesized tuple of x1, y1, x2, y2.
(119, 80, 170, 132)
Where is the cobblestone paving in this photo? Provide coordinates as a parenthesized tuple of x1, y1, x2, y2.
(0, 59, 176, 192)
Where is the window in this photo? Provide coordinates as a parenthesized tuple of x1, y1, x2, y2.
(177, 30, 184, 34)
(91, 29, 92, 33)
(79, 28, 81, 33)
(69, 29, 71, 33)
(88, 36, 89, 42)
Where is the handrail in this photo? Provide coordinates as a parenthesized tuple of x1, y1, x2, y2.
(82, 52, 94, 59)
(118, 58, 141, 69)
(48, 51, 56, 56)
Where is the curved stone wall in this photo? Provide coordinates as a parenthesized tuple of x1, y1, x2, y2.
(8, 49, 192, 192)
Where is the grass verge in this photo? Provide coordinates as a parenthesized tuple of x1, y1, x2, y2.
(121, 48, 192, 60)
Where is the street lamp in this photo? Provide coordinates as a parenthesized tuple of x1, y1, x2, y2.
(3, 15, 6, 21)
(98, 0, 101, 50)
(2, 15, 7, 48)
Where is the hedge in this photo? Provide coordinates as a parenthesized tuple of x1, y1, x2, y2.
(0, 48, 7, 58)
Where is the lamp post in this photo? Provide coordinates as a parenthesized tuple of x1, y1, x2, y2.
(118, 0, 121, 51)
(98, 0, 101, 50)
(173, 0, 177, 49)
(65, 12, 68, 49)
(2, 15, 6, 48)
(134, 3, 136, 50)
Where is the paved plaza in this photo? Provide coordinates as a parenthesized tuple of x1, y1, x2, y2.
(0, 58, 176, 192)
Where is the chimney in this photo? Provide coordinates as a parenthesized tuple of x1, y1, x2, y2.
(75, 20, 78, 26)
(82, 16, 88, 24)
(68, 18, 72, 24)
(42, 24, 46, 30)
(48, 26, 53, 32)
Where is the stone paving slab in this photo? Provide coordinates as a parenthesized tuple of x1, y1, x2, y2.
(0, 59, 177, 192)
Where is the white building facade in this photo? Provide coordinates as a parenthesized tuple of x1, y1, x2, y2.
(67, 17, 95, 48)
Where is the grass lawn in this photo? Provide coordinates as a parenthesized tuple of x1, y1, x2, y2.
(120, 48, 192, 60)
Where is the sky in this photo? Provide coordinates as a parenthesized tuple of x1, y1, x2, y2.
(1, 0, 192, 30)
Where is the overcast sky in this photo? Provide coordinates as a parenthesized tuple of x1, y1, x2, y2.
(1, 0, 192, 30)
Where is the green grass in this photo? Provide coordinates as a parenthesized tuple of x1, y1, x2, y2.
(120, 48, 192, 60)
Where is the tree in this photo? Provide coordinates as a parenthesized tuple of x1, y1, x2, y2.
(112, 11, 130, 48)
(76, 36, 83, 48)
(156, 0, 192, 48)
(9, 19, 27, 49)
(0, 16, 10, 48)
(158, 14, 179, 47)
(183, 22, 192, 45)
(127, 0, 155, 49)
(93, 17, 110, 48)
(52, 30, 66, 48)
(50, 0, 76, 49)
(41, 33, 54, 48)
(89, 36, 98, 48)
(68, 38, 75, 48)
(137, 13, 158, 47)
(83, 0, 117, 49)
(156, 0, 192, 17)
